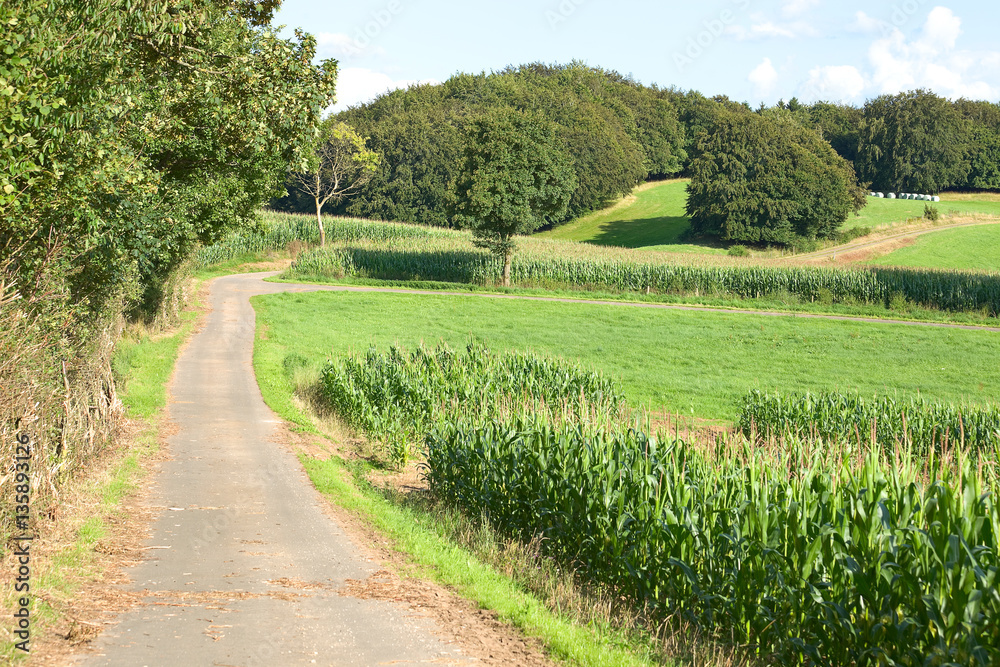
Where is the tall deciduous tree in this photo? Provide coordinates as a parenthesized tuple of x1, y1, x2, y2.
(294, 120, 380, 246)
(450, 109, 577, 286)
(686, 110, 866, 245)
(855, 90, 970, 193)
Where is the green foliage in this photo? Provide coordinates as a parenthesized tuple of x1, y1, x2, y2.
(740, 389, 1000, 453)
(800, 101, 863, 164)
(957, 100, 1000, 190)
(292, 119, 380, 245)
(0, 0, 336, 313)
(318, 341, 623, 467)
(450, 109, 576, 283)
(856, 89, 970, 194)
(924, 203, 941, 221)
(685, 110, 865, 245)
(727, 244, 749, 257)
(319, 63, 686, 226)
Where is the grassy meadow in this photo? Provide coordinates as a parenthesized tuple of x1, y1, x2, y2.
(251, 290, 1000, 421)
(538, 179, 1000, 253)
(871, 223, 1000, 271)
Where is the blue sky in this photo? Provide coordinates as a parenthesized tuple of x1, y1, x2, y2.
(272, 0, 1000, 113)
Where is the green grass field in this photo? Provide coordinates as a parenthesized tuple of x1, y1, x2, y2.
(251, 290, 1000, 422)
(540, 180, 1000, 250)
(538, 180, 726, 253)
(870, 224, 1000, 271)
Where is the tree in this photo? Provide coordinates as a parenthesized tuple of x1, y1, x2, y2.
(450, 109, 577, 286)
(855, 90, 970, 193)
(955, 99, 1000, 190)
(294, 120, 380, 246)
(686, 110, 866, 244)
(0, 0, 337, 313)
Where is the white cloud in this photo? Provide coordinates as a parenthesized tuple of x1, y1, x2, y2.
(315, 32, 386, 60)
(748, 57, 779, 96)
(849, 10, 884, 33)
(801, 65, 867, 101)
(865, 7, 998, 99)
(327, 68, 439, 114)
(782, 0, 818, 18)
(726, 14, 818, 40)
(918, 6, 962, 53)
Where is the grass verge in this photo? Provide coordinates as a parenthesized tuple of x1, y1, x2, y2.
(303, 455, 664, 666)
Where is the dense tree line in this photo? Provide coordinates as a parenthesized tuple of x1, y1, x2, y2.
(277, 69, 1000, 244)
(276, 62, 689, 226)
(2, 0, 336, 316)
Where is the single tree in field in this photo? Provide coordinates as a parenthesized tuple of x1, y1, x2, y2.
(450, 109, 577, 286)
(295, 119, 380, 246)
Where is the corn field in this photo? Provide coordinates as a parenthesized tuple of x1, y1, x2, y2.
(425, 417, 999, 664)
(315, 339, 1000, 663)
(193, 211, 452, 268)
(740, 389, 1000, 454)
(289, 235, 1000, 315)
(318, 340, 624, 466)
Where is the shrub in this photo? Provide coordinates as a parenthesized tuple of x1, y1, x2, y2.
(924, 203, 941, 221)
(727, 244, 750, 257)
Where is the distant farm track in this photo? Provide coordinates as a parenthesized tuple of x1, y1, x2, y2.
(791, 219, 1000, 262)
(266, 273, 1000, 333)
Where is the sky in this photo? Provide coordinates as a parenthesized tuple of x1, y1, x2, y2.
(271, 0, 1000, 113)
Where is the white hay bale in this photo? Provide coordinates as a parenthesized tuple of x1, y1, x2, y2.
(933, 196, 940, 202)
(888, 193, 896, 199)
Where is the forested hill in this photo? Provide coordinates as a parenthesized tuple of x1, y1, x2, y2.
(273, 64, 1000, 229)
(296, 63, 697, 226)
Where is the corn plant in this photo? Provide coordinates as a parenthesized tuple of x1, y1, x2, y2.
(318, 340, 624, 467)
(740, 389, 1000, 455)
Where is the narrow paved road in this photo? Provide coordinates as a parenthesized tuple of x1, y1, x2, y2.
(80, 274, 472, 666)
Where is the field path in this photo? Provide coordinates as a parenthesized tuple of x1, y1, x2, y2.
(77, 274, 484, 666)
(264, 274, 1000, 333)
(791, 219, 1000, 262)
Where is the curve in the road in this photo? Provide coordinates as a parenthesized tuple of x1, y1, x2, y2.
(78, 273, 478, 667)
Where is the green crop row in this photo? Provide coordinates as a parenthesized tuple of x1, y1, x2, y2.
(288, 235, 1000, 315)
(193, 211, 455, 268)
(424, 415, 1000, 665)
(739, 389, 1000, 454)
(318, 340, 624, 466)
